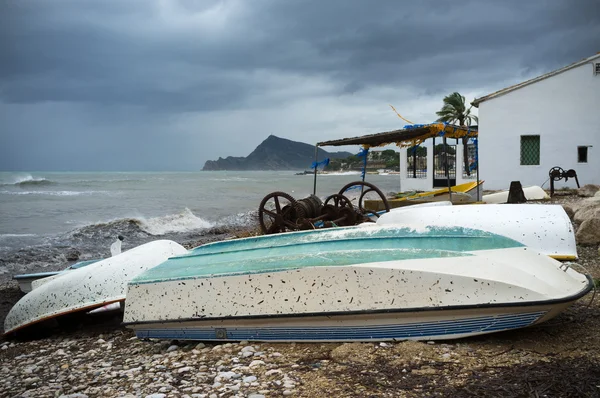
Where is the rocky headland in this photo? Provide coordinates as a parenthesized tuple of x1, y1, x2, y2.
(202, 135, 352, 171)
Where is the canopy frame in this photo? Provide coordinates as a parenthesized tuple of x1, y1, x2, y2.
(313, 123, 479, 200)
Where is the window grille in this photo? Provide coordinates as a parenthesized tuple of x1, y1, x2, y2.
(595, 63, 600, 75)
(462, 143, 478, 178)
(406, 147, 427, 178)
(520, 135, 540, 165)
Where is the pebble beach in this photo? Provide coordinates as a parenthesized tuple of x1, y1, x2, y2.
(2, 192, 600, 398)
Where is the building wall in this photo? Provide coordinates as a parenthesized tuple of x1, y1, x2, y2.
(479, 60, 600, 190)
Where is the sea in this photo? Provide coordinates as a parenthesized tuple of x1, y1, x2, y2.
(0, 171, 403, 278)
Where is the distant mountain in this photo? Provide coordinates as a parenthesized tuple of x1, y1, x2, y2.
(202, 135, 353, 171)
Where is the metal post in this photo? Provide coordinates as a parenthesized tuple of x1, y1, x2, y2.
(444, 136, 452, 202)
(476, 138, 481, 201)
(398, 152, 402, 193)
(313, 145, 318, 195)
(412, 147, 417, 178)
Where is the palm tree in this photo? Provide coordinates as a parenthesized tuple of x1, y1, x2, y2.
(436, 92, 478, 176)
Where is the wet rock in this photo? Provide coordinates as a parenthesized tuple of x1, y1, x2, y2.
(577, 184, 600, 198)
(65, 248, 81, 261)
(562, 204, 576, 221)
(576, 218, 600, 246)
(574, 197, 600, 224)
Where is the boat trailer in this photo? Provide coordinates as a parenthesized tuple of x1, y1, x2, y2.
(258, 181, 390, 234)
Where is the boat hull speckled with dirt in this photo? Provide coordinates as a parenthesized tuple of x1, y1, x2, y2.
(123, 226, 592, 342)
(4, 240, 188, 336)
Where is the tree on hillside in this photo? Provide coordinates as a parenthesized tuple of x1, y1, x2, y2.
(436, 92, 478, 176)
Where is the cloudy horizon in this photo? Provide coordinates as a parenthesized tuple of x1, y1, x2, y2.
(1, 0, 599, 171)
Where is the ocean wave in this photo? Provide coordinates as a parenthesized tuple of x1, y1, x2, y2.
(217, 210, 259, 229)
(0, 190, 112, 196)
(139, 208, 214, 235)
(0, 233, 37, 238)
(210, 177, 255, 182)
(0, 233, 37, 241)
(64, 208, 214, 242)
(319, 171, 362, 176)
(71, 178, 147, 185)
(1, 174, 56, 186)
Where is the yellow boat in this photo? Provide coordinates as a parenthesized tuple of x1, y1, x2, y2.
(394, 181, 482, 201)
(365, 181, 483, 211)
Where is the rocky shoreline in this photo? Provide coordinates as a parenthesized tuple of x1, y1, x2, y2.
(2, 192, 600, 398)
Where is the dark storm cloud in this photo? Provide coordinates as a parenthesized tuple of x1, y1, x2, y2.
(1, 0, 599, 170)
(3, 0, 599, 109)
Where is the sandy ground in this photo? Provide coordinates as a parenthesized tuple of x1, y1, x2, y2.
(1, 195, 599, 398)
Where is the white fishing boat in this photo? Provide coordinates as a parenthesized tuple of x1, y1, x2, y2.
(3, 240, 187, 336)
(13, 259, 99, 294)
(13, 236, 126, 294)
(376, 204, 577, 260)
(483, 185, 549, 204)
(123, 226, 592, 342)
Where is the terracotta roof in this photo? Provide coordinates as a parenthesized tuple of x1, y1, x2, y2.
(472, 53, 600, 107)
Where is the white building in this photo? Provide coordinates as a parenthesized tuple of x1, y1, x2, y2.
(473, 53, 600, 190)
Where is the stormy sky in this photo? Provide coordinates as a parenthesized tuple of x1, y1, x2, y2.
(1, 0, 599, 171)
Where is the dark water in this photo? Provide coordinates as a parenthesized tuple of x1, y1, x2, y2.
(0, 171, 402, 279)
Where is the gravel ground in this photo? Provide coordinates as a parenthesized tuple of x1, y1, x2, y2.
(1, 195, 599, 398)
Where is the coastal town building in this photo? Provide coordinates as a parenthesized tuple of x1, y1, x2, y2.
(473, 53, 600, 190)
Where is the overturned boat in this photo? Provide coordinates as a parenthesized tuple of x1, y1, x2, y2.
(483, 186, 549, 204)
(123, 226, 592, 342)
(376, 204, 578, 260)
(3, 240, 187, 336)
(13, 259, 100, 294)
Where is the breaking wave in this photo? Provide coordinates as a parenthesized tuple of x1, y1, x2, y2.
(139, 208, 214, 235)
(2, 174, 56, 186)
(319, 171, 361, 176)
(65, 208, 214, 241)
(0, 233, 37, 239)
(0, 190, 111, 196)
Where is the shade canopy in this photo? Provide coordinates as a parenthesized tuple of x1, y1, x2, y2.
(317, 123, 478, 148)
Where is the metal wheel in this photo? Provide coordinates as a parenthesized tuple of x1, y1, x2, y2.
(324, 193, 352, 209)
(338, 181, 391, 218)
(549, 167, 564, 181)
(258, 192, 302, 234)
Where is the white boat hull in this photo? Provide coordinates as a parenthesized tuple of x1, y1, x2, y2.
(4, 240, 187, 335)
(377, 204, 577, 260)
(13, 272, 59, 294)
(124, 227, 591, 342)
(483, 186, 549, 204)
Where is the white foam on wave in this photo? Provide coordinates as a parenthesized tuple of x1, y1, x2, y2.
(1, 174, 53, 186)
(0, 190, 111, 196)
(0, 233, 37, 238)
(139, 208, 214, 235)
(318, 171, 361, 176)
(210, 177, 254, 182)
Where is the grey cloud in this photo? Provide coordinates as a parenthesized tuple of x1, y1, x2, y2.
(1, 0, 599, 170)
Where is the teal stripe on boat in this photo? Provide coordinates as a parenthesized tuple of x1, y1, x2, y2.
(131, 226, 522, 285)
(185, 226, 522, 257)
(131, 248, 473, 284)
